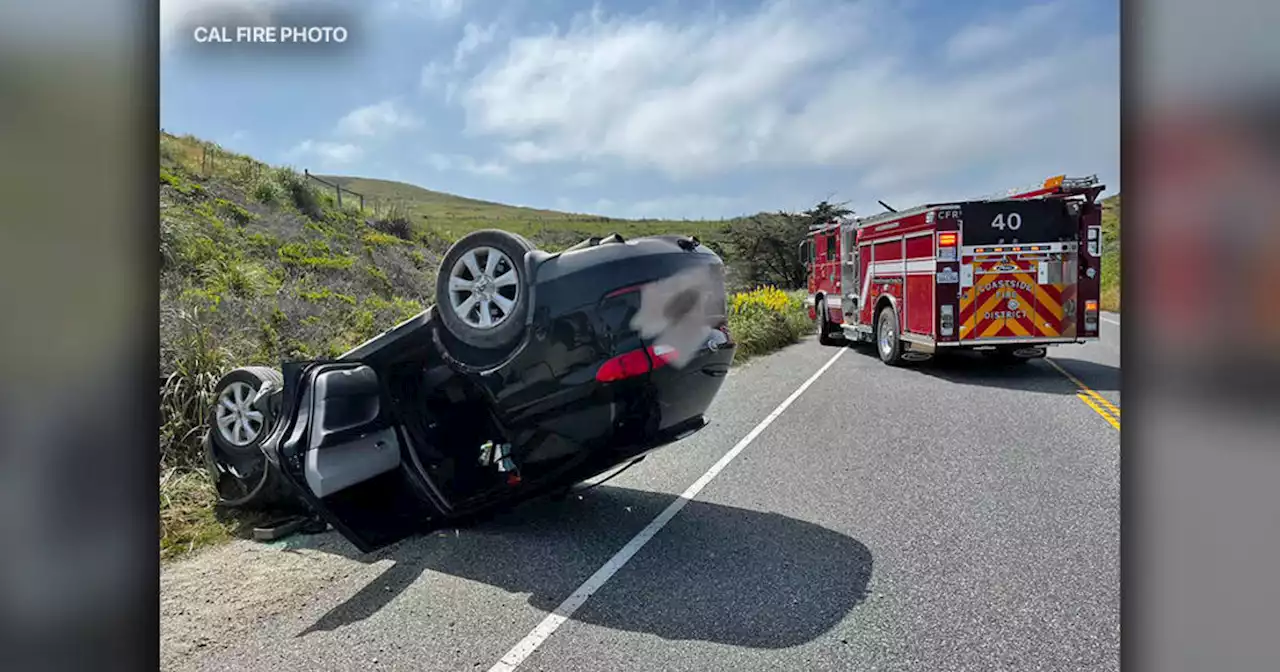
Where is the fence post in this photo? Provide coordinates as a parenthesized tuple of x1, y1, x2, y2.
(336, 186, 343, 208)
(360, 194, 365, 211)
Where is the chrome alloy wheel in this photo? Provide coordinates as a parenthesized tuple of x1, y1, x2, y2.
(448, 246, 520, 329)
(879, 311, 895, 358)
(215, 381, 265, 447)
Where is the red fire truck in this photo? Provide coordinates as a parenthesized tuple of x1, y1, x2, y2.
(801, 174, 1107, 365)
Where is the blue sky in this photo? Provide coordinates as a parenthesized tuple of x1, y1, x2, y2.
(160, 0, 1119, 220)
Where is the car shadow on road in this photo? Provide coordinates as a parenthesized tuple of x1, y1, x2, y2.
(288, 484, 873, 649)
(844, 343, 1120, 395)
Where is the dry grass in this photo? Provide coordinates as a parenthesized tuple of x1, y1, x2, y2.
(160, 468, 235, 561)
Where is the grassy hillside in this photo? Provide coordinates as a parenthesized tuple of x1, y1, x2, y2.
(1100, 194, 1121, 312)
(315, 174, 731, 249)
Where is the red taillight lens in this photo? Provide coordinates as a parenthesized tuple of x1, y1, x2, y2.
(596, 345, 680, 383)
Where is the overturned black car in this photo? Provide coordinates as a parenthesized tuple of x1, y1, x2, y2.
(203, 230, 735, 552)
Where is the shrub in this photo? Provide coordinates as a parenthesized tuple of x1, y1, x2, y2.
(252, 178, 282, 205)
(159, 308, 231, 471)
(214, 198, 256, 226)
(727, 286, 814, 362)
(275, 168, 324, 221)
(362, 230, 405, 247)
(370, 204, 415, 240)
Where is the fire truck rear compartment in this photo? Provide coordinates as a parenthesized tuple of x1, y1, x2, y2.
(957, 251, 1078, 342)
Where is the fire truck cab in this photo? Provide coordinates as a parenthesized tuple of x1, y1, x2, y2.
(802, 175, 1107, 365)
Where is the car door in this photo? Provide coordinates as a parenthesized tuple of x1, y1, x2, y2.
(273, 361, 442, 553)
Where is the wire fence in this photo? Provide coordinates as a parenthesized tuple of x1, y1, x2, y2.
(303, 169, 369, 212)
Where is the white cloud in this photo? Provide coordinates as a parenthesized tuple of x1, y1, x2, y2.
(624, 195, 746, 219)
(421, 61, 449, 88)
(286, 139, 363, 168)
(454, 21, 498, 67)
(420, 21, 499, 102)
(564, 170, 600, 187)
(335, 100, 422, 137)
(425, 153, 510, 177)
(456, 0, 1118, 193)
(387, 0, 466, 21)
(944, 1, 1068, 63)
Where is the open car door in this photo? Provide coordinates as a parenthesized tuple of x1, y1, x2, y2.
(273, 361, 442, 553)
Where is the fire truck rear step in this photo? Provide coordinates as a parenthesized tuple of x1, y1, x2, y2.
(843, 324, 874, 343)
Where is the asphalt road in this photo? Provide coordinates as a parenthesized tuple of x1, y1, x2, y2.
(164, 318, 1120, 672)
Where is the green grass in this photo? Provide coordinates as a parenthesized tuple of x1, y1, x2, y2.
(315, 174, 732, 247)
(1099, 194, 1121, 312)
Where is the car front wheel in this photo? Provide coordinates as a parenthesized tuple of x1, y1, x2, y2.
(206, 366, 294, 509)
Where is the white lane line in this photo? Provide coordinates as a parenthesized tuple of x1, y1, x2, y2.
(1102, 316, 1120, 326)
(487, 347, 849, 672)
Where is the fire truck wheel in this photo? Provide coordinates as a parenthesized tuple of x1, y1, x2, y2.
(817, 299, 841, 346)
(876, 306, 904, 365)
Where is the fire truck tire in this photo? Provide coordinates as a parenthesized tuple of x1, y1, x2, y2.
(876, 306, 904, 366)
(816, 299, 841, 346)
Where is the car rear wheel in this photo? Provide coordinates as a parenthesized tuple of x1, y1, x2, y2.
(876, 306, 903, 365)
(436, 229, 534, 350)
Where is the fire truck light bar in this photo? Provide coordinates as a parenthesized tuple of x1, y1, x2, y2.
(1062, 175, 1100, 189)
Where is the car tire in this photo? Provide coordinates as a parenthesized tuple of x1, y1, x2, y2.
(876, 305, 904, 366)
(203, 432, 296, 510)
(436, 229, 534, 351)
(208, 366, 282, 455)
(205, 366, 295, 509)
(817, 299, 841, 346)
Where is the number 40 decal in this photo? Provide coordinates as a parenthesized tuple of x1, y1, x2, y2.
(991, 212, 1022, 230)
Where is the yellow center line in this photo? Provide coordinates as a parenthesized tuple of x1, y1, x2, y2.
(1046, 357, 1121, 429)
(1077, 393, 1121, 430)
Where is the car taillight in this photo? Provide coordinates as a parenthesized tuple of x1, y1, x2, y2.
(596, 345, 680, 383)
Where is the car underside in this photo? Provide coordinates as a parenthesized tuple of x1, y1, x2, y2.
(203, 230, 736, 552)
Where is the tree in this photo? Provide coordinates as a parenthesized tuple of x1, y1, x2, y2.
(719, 200, 854, 290)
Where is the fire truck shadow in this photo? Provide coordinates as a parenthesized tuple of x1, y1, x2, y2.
(880, 348, 1120, 395)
